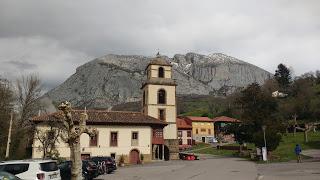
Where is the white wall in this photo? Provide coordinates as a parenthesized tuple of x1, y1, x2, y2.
(32, 125, 152, 159)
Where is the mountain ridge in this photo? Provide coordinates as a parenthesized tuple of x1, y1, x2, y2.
(42, 52, 272, 111)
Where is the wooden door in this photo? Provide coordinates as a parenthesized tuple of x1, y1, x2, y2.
(129, 149, 139, 164)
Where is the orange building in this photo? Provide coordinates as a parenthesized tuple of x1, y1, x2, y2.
(184, 116, 215, 143)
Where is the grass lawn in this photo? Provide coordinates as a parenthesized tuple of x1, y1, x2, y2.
(189, 132, 320, 162)
(272, 132, 320, 162)
(189, 143, 238, 157)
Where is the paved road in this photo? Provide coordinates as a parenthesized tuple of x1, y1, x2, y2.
(302, 149, 320, 161)
(97, 155, 320, 180)
(257, 161, 320, 180)
(99, 155, 258, 180)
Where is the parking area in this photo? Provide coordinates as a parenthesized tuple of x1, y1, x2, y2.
(96, 154, 320, 180)
(98, 155, 258, 180)
(257, 161, 320, 180)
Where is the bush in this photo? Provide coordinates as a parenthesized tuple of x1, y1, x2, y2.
(252, 130, 282, 151)
(119, 154, 125, 164)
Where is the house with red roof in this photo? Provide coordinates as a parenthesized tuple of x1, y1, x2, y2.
(176, 117, 192, 150)
(212, 116, 241, 142)
(183, 116, 215, 143)
(31, 55, 180, 164)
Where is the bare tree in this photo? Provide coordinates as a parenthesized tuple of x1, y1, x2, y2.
(16, 74, 42, 127)
(58, 101, 96, 180)
(292, 114, 320, 142)
(0, 77, 14, 159)
(35, 122, 61, 159)
(11, 74, 43, 159)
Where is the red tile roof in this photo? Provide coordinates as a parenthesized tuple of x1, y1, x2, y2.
(32, 110, 167, 127)
(212, 116, 241, 123)
(176, 118, 192, 129)
(184, 116, 214, 122)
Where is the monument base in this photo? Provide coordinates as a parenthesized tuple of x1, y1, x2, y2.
(164, 139, 179, 160)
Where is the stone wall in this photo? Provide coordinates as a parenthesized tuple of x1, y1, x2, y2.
(165, 139, 179, 160)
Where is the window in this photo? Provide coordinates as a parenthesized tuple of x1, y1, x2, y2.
(110, 132, 118, 147)
(201, 128, 206, 132)
(187, 139, 192, 145)
(178, 131, 182, 137)
(153, 129, 163, 138)
(143, 91, 146, 105)
(196, 129, 199, 134)
(131, 132, 139, 146)
(158, 89, 166, 104)
(158, 67, 164, 78)
(110, 153, 116, 159)
(179, 138, 183, 145)
(90, 133, 98, 147)
(0, 164, 29, 175)
(208, 129, 211, 135)
(40, 162, 58, 172)
(159, 109, 166, 121)
(187, 131, 192, 137)
(132, 132, 138, 140)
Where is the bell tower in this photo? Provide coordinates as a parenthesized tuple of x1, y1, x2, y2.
(142, 53, 179, 160)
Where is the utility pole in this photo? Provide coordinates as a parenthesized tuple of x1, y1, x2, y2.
(5, 112, 13, 159)
(262, 125, 267, 162)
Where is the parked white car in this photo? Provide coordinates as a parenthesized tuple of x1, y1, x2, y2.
(0, 159, 61, 180)
(208, 137, 218, 143)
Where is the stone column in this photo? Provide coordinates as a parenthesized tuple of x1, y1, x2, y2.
(165, 139, 179, 160)
(162, 144, 165, 160)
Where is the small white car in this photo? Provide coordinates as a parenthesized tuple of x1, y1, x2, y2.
(208, 137, 218, 143)
(0, 159, 61, 180)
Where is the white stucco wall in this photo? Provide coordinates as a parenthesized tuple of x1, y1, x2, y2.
(32, 125, 152, 159)
(149, 65, 172, 79)
(143, 85, 177, 139)
(180, 130, 192, 145)
(146, 85, 176, 106)
(142, 64, 177, 140)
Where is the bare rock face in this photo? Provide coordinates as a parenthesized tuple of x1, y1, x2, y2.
(44, 53, 272, 110)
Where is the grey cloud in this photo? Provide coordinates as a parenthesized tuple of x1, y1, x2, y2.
(0, 0, 320, 91)
(6, 60, 37, 70)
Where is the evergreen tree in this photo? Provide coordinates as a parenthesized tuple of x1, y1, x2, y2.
(274, 63, 292, 91)
(226, 83, 283, 150)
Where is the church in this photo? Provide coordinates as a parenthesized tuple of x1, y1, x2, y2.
(32, 54, 179, 164)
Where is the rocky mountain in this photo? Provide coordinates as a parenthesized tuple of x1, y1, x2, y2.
(42, 52, 272, 110)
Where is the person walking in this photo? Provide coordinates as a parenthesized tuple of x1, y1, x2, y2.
(295, 144, 302, 163)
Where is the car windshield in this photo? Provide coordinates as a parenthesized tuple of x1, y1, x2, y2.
(40, 162, 58, 172)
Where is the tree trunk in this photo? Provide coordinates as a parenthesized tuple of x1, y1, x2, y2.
(304, 130, 308, 143)
(70, 141, 82, 180)
(293, 114, 298, 137)
(42, 147, 46, 160)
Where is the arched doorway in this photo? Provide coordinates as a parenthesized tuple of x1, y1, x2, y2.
(164, 145, 170, 161)
(129, 149, 140, 164)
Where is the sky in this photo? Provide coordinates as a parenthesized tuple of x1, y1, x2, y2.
(0, 0, 319, 91)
